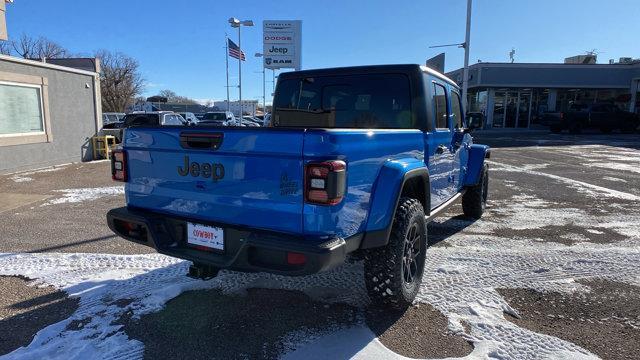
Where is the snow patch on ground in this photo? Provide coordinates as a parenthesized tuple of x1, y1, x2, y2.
(3, 230, 637, 359)
(9, 176, 34, 183)
(6, 165, 70, 183)
(0, 253, 365, 359)
(602, 176, 628, 183)
(587, 162, 640, 175)
(42, 186, 125, 206)
(488, 160, 640, 201)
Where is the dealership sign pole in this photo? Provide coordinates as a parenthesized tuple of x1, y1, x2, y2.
(263, 20, 302, 72)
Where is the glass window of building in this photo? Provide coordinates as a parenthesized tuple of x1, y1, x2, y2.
(0, 83, 44, 135)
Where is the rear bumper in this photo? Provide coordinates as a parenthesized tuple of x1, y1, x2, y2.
(106, 207, 360, 276)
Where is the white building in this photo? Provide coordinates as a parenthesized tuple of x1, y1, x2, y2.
(214, 100, 259, 117)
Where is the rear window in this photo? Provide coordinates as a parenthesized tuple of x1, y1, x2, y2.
(123, 114, 160, 127)
(272, 73, 413, 128)
(204, 113, 227, 121)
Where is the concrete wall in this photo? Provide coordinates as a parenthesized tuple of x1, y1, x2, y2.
(0, 57, 100, 174)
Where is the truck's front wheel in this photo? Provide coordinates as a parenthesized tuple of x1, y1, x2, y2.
(364, 198, 427, 309)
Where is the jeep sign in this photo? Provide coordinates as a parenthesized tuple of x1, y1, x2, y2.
(263, 20, 301, 70)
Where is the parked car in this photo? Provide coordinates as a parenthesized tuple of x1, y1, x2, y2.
(541, 103, 639, 134)
(242, 116, 261, 127)
(177, 112, 199, 125)
(263, 113, 272, 127)
(123, 111, 187, 128)
(197, 111, 237, 126)
(107, 64, 490, 308)
(102, 112, 125, 125)
(99, 120, 127, 143)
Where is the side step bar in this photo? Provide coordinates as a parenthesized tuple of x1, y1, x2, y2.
(426, 191, 464, 222)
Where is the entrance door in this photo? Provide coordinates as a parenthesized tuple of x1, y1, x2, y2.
(504, 91, 519, 128)
(517, 92, 532, 128)
(493, 91, 506, 127)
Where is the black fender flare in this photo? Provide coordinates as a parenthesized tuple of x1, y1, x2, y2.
(360, 168, 430, 249)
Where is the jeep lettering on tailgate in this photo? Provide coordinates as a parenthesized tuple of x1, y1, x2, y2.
(177, 156, 225, 181)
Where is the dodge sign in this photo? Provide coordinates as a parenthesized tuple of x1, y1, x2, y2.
(263, 20, 301, 70)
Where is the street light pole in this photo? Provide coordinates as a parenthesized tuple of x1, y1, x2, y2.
(255, 53, 266, 114)
(462, 0, 472, 110)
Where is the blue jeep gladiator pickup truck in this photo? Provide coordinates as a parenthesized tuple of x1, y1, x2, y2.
(107, 64, 490, 308)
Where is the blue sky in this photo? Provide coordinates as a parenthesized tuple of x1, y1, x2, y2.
(4, 0, 639, 102)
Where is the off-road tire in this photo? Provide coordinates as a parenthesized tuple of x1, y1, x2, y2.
(462, 163, 488, 219)
(364, 198, 427, 309)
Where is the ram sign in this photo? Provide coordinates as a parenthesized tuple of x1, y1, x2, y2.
(263, 20, 301, 70)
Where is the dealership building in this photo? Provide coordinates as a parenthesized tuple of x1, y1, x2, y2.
(446, 57, 640, 129)
(0, 55, 102, 173)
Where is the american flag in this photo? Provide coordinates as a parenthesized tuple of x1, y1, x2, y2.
(228, 39, 246, 61)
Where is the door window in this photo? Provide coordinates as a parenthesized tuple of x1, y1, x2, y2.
(433, 83, 449, 129)
(451, 91, 463, 129)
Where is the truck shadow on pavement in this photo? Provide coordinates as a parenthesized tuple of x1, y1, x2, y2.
(427, 214, 477, 246)
(0, 276, 79, 356)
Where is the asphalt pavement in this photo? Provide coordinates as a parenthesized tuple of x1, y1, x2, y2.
(0, 130, 638, 359)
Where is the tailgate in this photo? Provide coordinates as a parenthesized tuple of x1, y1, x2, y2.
(124, 127, 305, 234)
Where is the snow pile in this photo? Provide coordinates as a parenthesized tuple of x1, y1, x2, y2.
(0, 253, 365, 359)
(6, 165, 68, 183)
(42, 186, 125, 206)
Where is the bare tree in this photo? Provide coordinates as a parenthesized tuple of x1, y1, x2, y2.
(11, 34, 69, 59)
(0, 40, 11, 55)
(157, 89, 197, 104)
(97, 50, 145, 112)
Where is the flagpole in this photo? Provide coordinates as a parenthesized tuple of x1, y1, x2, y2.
(225, 34, 230, 112)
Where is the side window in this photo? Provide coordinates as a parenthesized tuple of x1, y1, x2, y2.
(451, 91, 463, 129)
(433, 83, 449, 129)
(163, 115, 181, 125)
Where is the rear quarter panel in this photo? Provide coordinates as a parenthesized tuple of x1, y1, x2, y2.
(302, 129, 425, 239)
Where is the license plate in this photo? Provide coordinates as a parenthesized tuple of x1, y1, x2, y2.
(187, 222, 224, 251)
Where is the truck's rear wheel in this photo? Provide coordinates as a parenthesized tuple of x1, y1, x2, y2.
(462, 164, 488, 219)
(364, 198, 427, 309)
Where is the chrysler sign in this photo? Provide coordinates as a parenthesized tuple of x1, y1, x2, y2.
(263, 20, 301, 70)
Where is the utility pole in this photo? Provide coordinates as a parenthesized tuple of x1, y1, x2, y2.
(462, 0, 472, 110)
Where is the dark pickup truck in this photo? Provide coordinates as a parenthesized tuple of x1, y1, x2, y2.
(541, 103, 639, 134)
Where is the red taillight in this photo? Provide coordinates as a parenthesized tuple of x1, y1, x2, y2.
(287, 252, 307, 265)
(111, 149, 127, 182)
(305, 160, 346, 205)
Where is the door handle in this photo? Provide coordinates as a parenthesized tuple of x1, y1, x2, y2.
(435, 144, 447, 154)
